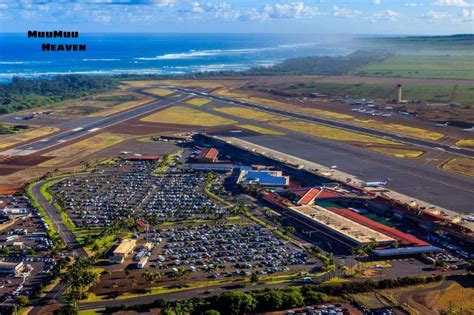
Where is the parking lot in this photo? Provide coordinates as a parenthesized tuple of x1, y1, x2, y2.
(154, 223, 312, 276)
(52, 160, 229, 227)
(0, 195, 56, 306)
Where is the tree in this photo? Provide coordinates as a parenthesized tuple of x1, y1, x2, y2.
(250, 272, 259, 284)
(286, 226, 296, 235)
(15, 295, 30, 308)
(281, 287, 304, 309)
(54, 303, 78, 315)
(303, 290, 326, 305)
(212, 291, 256, 315)
(255, 290, 283, 312)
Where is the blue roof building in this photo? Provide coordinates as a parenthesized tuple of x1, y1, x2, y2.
(237, 170, 289, 187)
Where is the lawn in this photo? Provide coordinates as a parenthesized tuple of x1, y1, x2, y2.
(455, 138, 474, 147)
(441, 157, 474, 177)
(238, 124, 284, 135)
(358, 51, 474, 80)
(366, 146, 425, 158)
(41, 133, 130, 167)
(143, 88, 174, 97)
(88, 96, 152, 117)
(213, 106, 287, 121)
(0, 126, 58, 149)
(186, 98, 212, 106)
(270, 120, 400, 145)
(141, 106, 237, 126)
(78, 309, 105, 315)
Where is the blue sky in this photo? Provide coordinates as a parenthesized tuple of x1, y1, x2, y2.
(0, 0, 473, 34)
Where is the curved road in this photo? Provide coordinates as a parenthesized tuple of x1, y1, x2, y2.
(28, 178, 87, 315)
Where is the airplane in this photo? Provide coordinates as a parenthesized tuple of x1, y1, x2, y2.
(435, 122, 449, 127)
(382, 113, 392, 117)
(462, 127, 474, 132)
(365, 180, 388, 187)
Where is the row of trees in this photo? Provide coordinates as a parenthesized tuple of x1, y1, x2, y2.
(244, 50, 393, 76)
(103, 274, 445, 314)
(0, 75, 117, 114)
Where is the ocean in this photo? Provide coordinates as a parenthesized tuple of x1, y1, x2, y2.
(0, 33, 356, 81)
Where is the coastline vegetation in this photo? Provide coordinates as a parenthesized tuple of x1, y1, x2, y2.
(0, 75, 117, 115)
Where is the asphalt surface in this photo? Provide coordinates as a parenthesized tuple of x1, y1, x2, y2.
(163, 86, 474, 158)
(240, 133, 474, 214)
(4, 93, 190, 155)
(29, 178, 87, 315)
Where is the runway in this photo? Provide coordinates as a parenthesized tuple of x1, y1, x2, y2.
(0, 93, 190, 156)
(163, 86, 474, 159)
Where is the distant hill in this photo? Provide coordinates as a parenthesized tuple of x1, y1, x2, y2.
(360, 34, 474, 49)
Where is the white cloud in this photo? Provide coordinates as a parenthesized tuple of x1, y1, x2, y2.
(332, 5, 361, 19)
(189, 2, 241, 20)
(405, 2, 424, 6)
(372, 0, 382, 5)
(247, 2, 320, 21)
(459, 8, 473, 21)
(421, 9, 452, 20)
(367, 9, 400, 23)
(432, 0, 473, 7)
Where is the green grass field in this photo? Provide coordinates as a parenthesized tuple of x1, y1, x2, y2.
(287, 82, 474, 106)
(358, 50, 474, 80)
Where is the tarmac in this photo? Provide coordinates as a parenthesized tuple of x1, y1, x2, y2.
(216, 134, 474, 216)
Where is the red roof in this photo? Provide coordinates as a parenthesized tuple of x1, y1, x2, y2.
(299, 188, 321, 205)
(125, 155, 161, 160)
(198, 148, 219, 161)
(327, 207, 429, 247)
(291, 187, 310, 196)
(316, 189, 343, 199)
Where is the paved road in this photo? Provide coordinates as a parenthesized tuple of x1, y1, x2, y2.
(161, 86, 474, 158)
(2, 93, 190, 156)
(28, 178, 87, 315)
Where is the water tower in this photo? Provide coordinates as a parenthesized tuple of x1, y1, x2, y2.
(396, 84, 402, 103)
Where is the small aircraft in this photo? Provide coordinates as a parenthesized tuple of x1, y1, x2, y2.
(435, 122, 449, 127)
(365, 180, 388, 187)
(462, 127, 473, 132)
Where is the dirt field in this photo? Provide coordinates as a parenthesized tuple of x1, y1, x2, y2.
(248, 74, 474, 86)
(0, 126, 59, 149)
(124, 79, 243, 89)
(215, 88, 445, 141)
(412, 282, 474, 314)
(140, 106, 237, 126)
(88, 95, 153, 117)
(41, 133, 131, 167)
(104, 119, 191, 135)
(441, 157, 474, 177)
(213, 106, 288, 122)
(270, 120, 400, 146)
(366, 146, 425, 158)
(143, 88, 174, 97)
